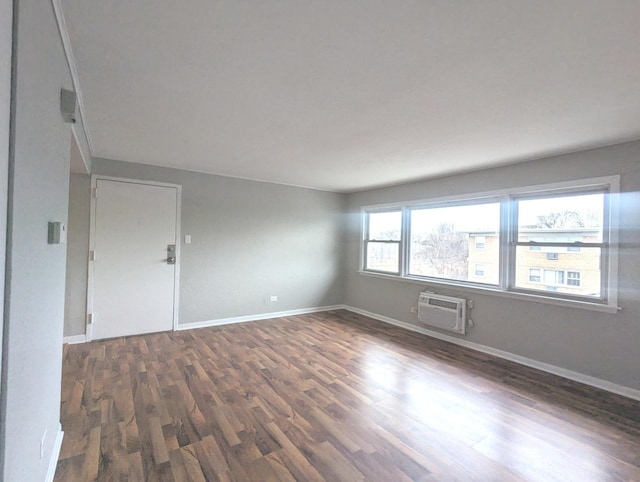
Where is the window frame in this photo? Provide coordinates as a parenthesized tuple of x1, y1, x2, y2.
(508, 187, 610, 303)
(359, 175, 620, 312)
(405, 197, 502, 285)
(362, 208, 403, 275)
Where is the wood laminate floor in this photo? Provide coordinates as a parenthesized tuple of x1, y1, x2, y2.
(55, 310, 640, 481)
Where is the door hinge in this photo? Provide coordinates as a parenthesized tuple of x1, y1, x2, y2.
(89, 250, 96, 261)
(87, 313, 93, 325)
(92, 187, 97, 199)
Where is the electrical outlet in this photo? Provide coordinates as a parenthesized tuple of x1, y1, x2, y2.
(410, 306, 418, 313)
(269, 295, 278, 302)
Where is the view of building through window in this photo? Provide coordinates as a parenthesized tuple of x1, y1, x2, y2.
(364, 191, 606, 300)
(511, 193, 604, 297)
(409, 202, 500, 283)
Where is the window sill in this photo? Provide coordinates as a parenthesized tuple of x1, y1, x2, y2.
(357, 270, 621, 314)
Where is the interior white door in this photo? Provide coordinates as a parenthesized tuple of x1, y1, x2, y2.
(91, 179, 178, 340)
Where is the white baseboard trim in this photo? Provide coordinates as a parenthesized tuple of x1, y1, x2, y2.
(343, 305, 640, 402)
(63, 334, 87, 344)
(177, 305, 345, 331)
(45, 425, 64, 482)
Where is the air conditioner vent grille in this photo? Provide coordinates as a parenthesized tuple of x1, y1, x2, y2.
(427, 298, 459, 310)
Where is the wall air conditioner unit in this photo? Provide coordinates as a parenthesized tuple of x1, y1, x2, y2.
(418, 292, 467, 335)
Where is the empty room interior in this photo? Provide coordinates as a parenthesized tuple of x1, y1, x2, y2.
(2, 1, 640, 481)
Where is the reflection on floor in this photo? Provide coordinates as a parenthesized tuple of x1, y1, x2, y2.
(55, 310, 640, 481)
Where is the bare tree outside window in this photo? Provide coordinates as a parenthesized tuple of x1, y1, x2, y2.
(409, 202, 500, 282)
(412, 222, 468, 278)
(533, 209, 602, 229)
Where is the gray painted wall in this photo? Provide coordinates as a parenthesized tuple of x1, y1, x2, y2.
(71, 124, 91, 173)
(64, 145, 640, 395)
(0, 0, 13, 395)
(1, 0, 75, 479)
(345, 140, 640, 392)
(63, 158, 345, 334)
(64, 173, 90, 336)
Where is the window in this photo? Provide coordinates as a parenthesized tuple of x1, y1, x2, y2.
(543, 269, 564, 285)
(360, 176, 619, 309)
(529, 268, 541, 282)
(528, 269, 582, 288)
(363, 210, 401, 274)
(408, 202, 500, 284)
(513, 191, 605, 299)
(567, 271, 581, 286)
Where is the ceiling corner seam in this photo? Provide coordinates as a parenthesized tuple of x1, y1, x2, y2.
(51, 0, 95, 158)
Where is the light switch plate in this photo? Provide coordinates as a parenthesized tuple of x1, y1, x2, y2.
(48, 222, 66, 244)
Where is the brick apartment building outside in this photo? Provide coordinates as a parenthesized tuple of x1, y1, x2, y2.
(468, 228, 601, 297)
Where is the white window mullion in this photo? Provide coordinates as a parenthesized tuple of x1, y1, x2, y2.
(400, 207, 411, 277)
(360, 208, 369, 271)
(500, 195, 516, 291)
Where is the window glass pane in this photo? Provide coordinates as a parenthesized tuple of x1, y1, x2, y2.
(409, 202, 500, 284)
(368, 211, 401, 241)
(543, 269, 556, 284)
(366, 242, 399, 273)
(529, 268, 541, 282)
(517, 193, 604, 243)
(567, 271, 581, 286)
(514, 246, 601, 298)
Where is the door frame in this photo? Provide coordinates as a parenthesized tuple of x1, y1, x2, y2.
(86, 175, 182, 341)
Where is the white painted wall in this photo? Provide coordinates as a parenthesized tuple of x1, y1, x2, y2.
(64, 159, 345, 335)
(0, 0, 75, 479)
(345, 140, 640, 392)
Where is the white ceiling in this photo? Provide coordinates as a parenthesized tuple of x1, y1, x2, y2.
(61, 1, 640, 192)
